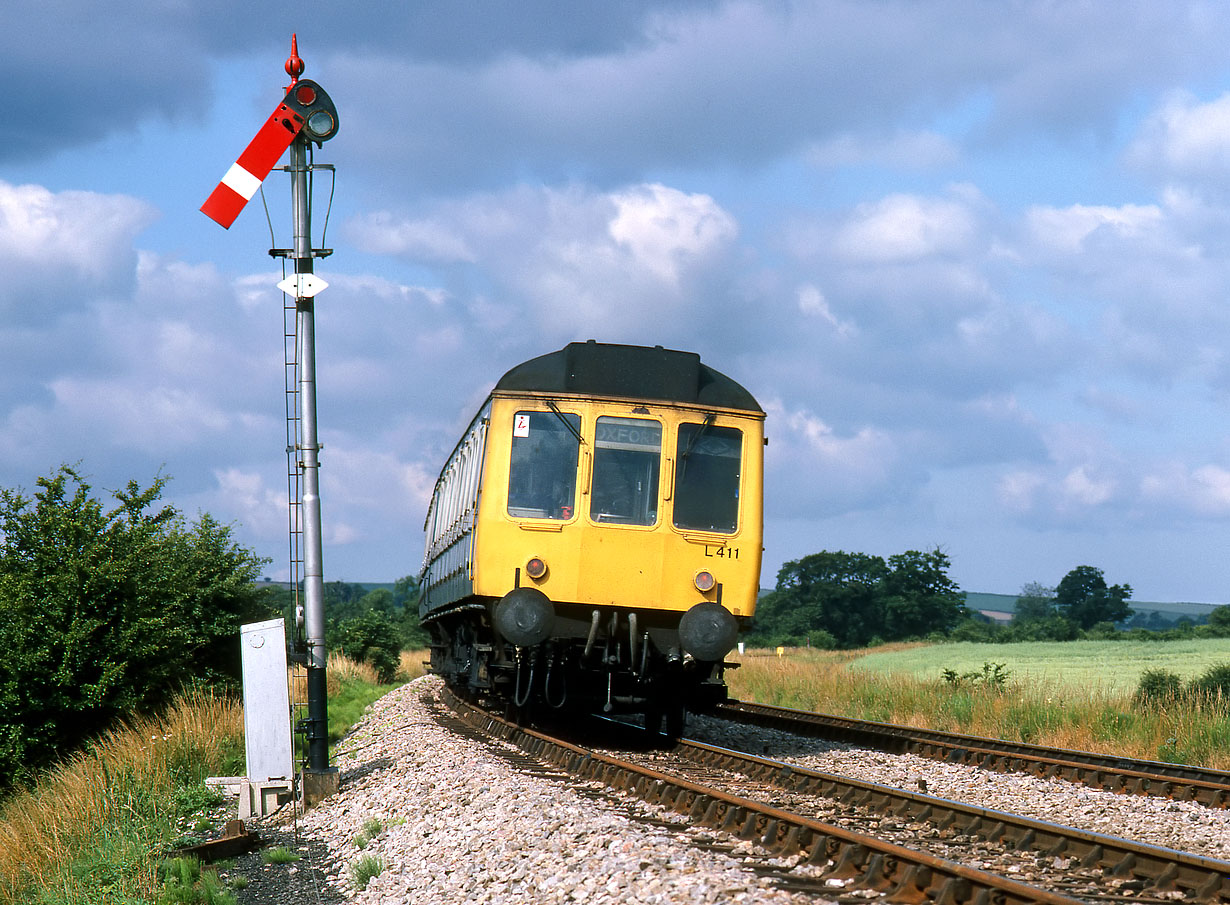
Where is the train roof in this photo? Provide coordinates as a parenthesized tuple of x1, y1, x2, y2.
(493, 340, 763, 413)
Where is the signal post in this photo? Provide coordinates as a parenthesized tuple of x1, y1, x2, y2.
(202, 36, 340, 806)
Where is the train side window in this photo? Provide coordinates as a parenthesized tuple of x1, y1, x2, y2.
(507, 411, 581, 519)
(673, 422, 742, 533)
(591, 416, 661, 526)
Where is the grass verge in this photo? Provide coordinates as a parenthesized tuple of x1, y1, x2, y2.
(0, 688, 244, 905)
(727, 645, 1230, 769)
(0, 651, 426, 905)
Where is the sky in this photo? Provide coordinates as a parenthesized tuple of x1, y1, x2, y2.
(5, 1, 1230, 604)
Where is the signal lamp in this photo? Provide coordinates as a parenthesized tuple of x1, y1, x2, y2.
(305, 109, 337, 141)
(280, 78, 339, 144)
(694, 570, 716, 593)
(526, 557, 548, 580)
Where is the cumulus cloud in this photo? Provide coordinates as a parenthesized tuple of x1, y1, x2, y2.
(323, 2, 1230, 193)
(346, 182, 737, 342)
(833, 192, 979, 262)
(1001, 452, 1230, 528)
(761, 399, 908, 515)
(0, 181, 155, 320)
(345, 213, 477, 263)
(1141, 462, 1230, 516)
(607, 183, 737, 284)
(996, 461, 1123, 520)
(796, 284, 857, 337)
(1023, 202, 1165, 254)
(1129, 90, 1230, 180)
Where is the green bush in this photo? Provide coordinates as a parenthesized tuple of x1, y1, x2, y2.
(261, 847, 301, 865)
(1134, 668, 1184, 706)
(0, 466, 272, 789)
(941, 661, 1010, 688)
(336, 612, 403, 683)
(1187, 663, 1230, 708)
(157, 856, 236, 905)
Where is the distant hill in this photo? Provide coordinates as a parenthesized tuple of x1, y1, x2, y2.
(964, 591, 1224, 625)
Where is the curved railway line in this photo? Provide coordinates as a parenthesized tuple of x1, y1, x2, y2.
(714, 700, 1230, 809)
(440, 688, 1230, 904)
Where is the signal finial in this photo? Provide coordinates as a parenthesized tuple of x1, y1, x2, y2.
(285, 34, 305, 85)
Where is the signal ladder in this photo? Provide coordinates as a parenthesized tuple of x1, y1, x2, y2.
(272, 155, 335, 774)
(283, 290, 311, 771)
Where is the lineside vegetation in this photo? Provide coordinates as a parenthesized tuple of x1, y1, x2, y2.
(727, 643, 1230, 770)
(0, 653, 422, 905)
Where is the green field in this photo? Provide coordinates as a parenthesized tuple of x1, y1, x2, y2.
(849, 638, 1230, 693)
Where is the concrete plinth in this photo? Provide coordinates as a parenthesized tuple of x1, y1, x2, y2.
(301, 768, 340, 808)
(238, 779, 293, 818)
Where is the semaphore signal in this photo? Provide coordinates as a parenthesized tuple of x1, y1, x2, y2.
(201, 42, 338, 228)
(201, 34, 339, 804)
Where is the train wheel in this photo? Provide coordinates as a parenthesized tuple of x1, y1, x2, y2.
(645, 695, 685, 742)
(644, 704, 663, 738)
(664, 700, 685, 740)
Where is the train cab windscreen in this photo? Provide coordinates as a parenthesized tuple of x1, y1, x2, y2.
(591, 416, 661, 525)
(507, 411, 581, 519)
(672, 422, 742, 533)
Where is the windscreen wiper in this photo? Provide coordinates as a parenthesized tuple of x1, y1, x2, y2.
(678, 412, 716, 478)
(546, 400, 584, 444)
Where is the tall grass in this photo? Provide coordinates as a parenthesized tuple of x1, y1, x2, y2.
(323, 650, 428, 748)
(0, 650, 427, 905)
(727, 648, 1230, 770)
(0, 688, 244, 905)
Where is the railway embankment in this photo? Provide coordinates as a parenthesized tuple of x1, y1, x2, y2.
(217, 673, 1230, 904)
(227, 674, 810, 904)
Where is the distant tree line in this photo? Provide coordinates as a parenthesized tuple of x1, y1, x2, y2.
(264, 575, 428, 683)
(748, 551, 1230, 648)
(959, 565, 1230, 644)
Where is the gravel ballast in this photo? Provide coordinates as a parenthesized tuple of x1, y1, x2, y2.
(231, 676, 1230, 903)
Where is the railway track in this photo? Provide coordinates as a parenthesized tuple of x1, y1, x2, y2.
(441, 688, 1230, 903)
(716, 699, 1230, 809)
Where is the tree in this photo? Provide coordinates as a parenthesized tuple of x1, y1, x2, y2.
(750, 547, 963, 648)
(761, 550, 887, 648)
(394, 574, 430, 649)
(1012, 582, 1056, 623)
(1054, 565, 1131, 630)
(881, 549, 967, 638)
(336, 612, 402, 683)
(1208, 606, 1230, 634)
(323, 580, 370, 623)
(0, 466, 273, 787)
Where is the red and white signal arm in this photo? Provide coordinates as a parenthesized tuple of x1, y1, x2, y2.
(201, 79, 339, 229)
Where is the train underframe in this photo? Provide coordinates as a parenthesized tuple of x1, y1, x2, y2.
(423, 598, 736, 736)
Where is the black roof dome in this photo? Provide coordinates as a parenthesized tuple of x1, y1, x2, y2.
(494, 340, 762, 413)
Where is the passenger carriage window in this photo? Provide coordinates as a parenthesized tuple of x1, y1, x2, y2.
(591, 417, 661, 526)
(507, 411, 581, 519)
(673, 422, 742, 533)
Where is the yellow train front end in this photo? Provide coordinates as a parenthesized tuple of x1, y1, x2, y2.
(420, 341, 764, 730)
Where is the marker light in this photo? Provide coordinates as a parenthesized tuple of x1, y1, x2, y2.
(694, 570, 716, 593)
(526, 557, 548, 580)
(306, 109, 336, 141)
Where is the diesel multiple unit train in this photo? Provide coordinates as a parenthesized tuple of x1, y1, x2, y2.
(419, 341, 764, 732)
